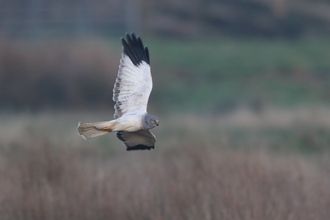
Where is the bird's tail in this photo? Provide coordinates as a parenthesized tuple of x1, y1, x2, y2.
(77, 120, 117, 139)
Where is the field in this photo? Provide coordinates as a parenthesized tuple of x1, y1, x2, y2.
(1, 36, 330, 219)
(0, 108, 330, 220)
(3, 0, 330, 217)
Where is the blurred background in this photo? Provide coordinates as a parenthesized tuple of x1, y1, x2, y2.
(1, 0, 330, 219)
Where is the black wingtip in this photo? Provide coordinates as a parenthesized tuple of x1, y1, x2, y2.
(116, 131, 155, 151)
(121, 32, 150, 66)
(126, 145, 155, 151)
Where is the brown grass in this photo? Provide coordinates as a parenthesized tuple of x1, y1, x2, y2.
(0, 135, 329, 220)
(0, 38, 119, 110)
(0, 111, 330, 219)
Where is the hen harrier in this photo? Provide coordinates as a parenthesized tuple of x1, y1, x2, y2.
(77, 33, 159, 151)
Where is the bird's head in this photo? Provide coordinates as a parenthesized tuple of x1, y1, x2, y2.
(151, 116, 160, 127)
(143, 114, 159, 129)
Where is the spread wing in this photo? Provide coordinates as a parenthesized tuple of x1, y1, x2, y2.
(116, 130, 156, 151)
(113, 33, 152, 119)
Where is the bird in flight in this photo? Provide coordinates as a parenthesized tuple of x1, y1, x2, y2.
(77, 33, 159, 151)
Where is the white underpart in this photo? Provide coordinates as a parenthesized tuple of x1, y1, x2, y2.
(113, 53, 152, 119)
(112, 114, 144, 132)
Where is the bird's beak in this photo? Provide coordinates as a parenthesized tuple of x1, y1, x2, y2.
(156, 120, 159, 126)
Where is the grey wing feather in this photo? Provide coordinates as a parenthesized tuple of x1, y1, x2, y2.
(113, 33, 152, 119)
(116, 130, 156, 151)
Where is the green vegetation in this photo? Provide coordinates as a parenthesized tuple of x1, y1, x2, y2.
(142, 37, 330, 112)
(1, 37, 330, 112)
(148, 38, 330, 77)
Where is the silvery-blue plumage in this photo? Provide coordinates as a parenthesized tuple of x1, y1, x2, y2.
(77, 33, 159, 151)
